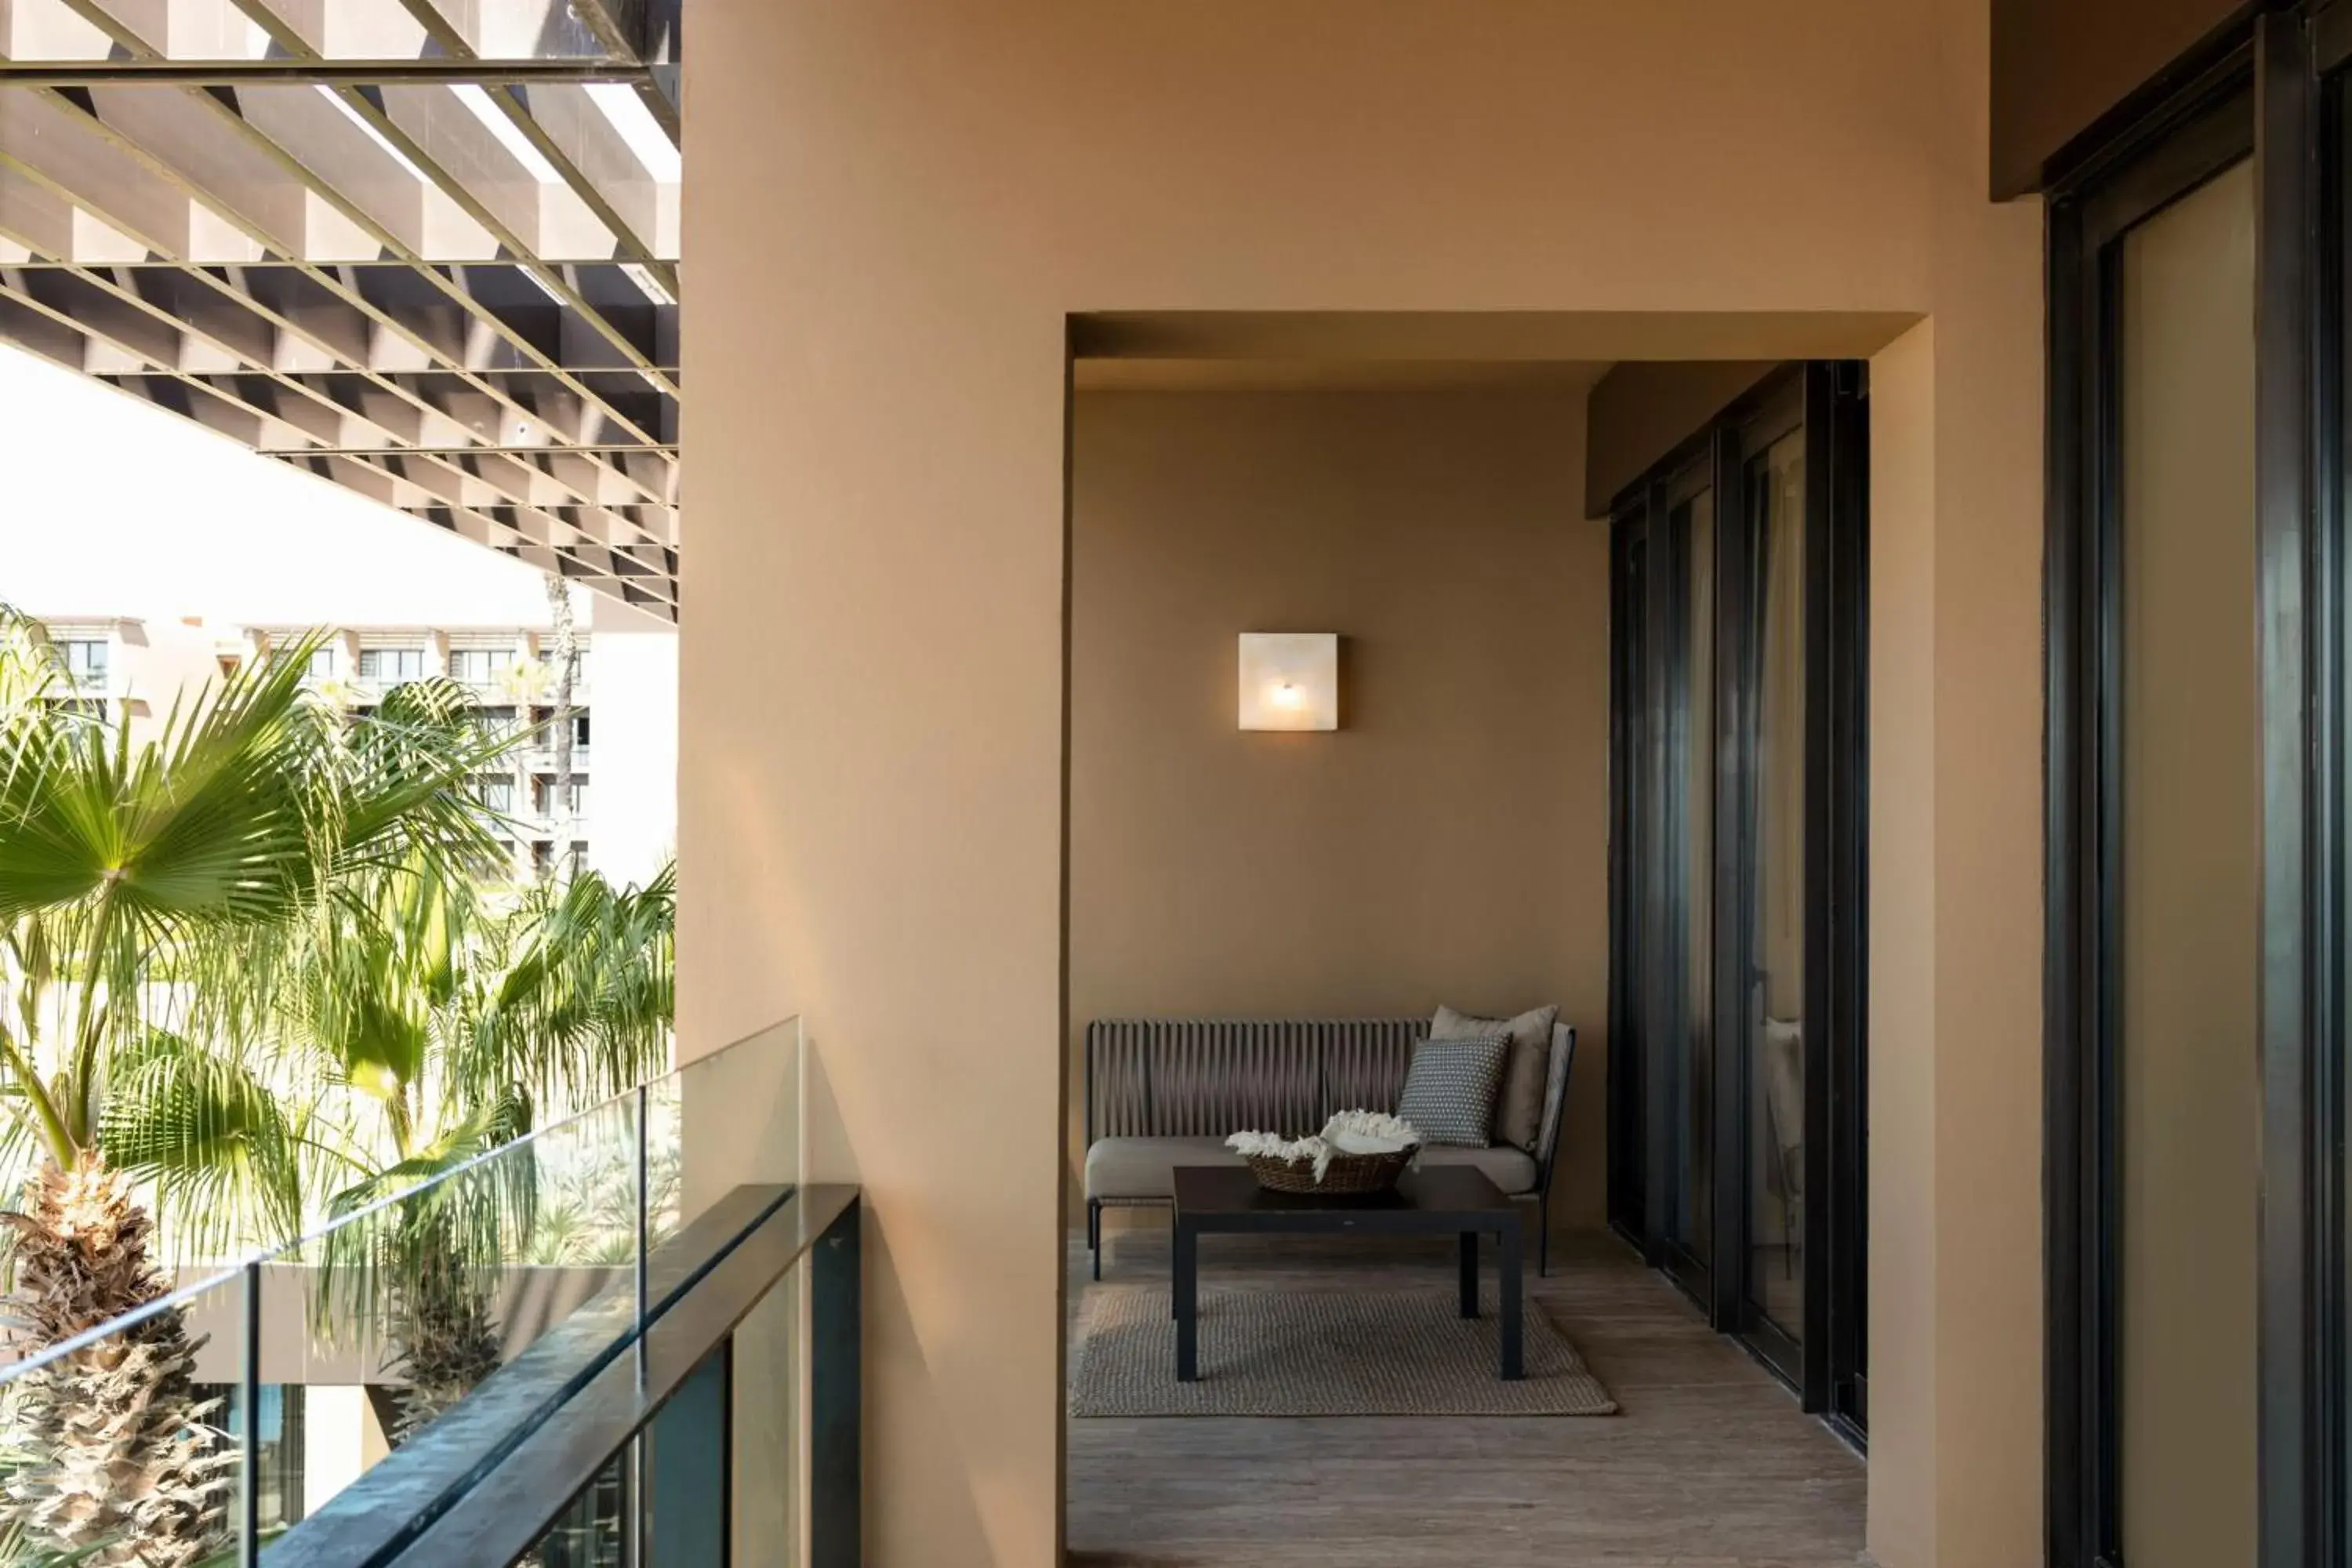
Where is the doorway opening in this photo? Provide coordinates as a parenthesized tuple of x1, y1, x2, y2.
(1058, 317, 1893, 1562)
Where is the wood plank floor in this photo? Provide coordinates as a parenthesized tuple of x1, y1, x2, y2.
(1065, 1229, 1865, 1567)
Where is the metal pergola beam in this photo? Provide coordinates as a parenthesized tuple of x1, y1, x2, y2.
(0, 259, 681, 611)
(225, 445, 677, 458)
(362, 0, 677, 296)
(16, 102, 677, 491)
(13, 87, 614, 396)
(538, 0, 681, 141)
(0, 0, 686, 615)
(0, 255, 662, 270)
(567, 0, 680, 66)
(211, 0, 682, 342)
(0, 62, 656, 87)
(478, 84, 680, 295)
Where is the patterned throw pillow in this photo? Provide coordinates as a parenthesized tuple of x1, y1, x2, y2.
(1432, 1003, 1559, 1152)
(1395, 1035, 1510, 1149)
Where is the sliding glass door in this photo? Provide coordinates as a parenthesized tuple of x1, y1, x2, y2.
(1733, 396, 1812, 1372)
(1608, 506, 1653, 1242)
(2044, 16, 2332, 1562)
(1660, 469, 1718, 1279)
(2117, 150, 2261, 1568)
(1606, 364, 1868, 1425)
(1617, 459, 1720, 1303)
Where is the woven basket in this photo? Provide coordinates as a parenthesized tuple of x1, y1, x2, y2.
(1244, 1147, 1413, 1196)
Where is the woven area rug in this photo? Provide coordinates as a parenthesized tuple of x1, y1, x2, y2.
(1068, 1284, 1618, 1417)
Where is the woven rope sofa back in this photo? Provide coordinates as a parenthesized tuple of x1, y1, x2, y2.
(1083, 1018, 1425, 1139)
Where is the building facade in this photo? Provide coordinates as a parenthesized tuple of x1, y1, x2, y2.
(30, 613, 660, 887)
(246, 622, 596, 884)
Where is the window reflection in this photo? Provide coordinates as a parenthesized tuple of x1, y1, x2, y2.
(1745, 425, 1806, 1340)
(1666, 482, 1716, 1258)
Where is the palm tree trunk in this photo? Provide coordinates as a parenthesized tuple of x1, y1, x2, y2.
(0, 1155, 231, 1566)
(383, 1210, 503, 1443)
(545, 575, 575, 878)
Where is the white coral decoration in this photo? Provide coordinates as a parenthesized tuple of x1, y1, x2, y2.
(1322, 1108, 1420, 1151)
(1225, 1130, 1319, 1163)
(1226, 1109, 1422, 1182)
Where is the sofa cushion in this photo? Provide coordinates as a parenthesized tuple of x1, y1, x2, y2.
(1416, 1142, 1540, 1196)
(1433, 1003, 1559, 1152)
(1084, 1136, 1241, 1200)
(1396, 1034, 1509, 1147)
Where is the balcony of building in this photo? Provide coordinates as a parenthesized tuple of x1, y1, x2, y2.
(9, 0, 2346, 1566)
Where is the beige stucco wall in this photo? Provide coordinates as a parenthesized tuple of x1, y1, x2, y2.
(1869, 319, 1944, 1563)
(1066, 386, 1609, 1229)
(681, 4, 2043, 1564)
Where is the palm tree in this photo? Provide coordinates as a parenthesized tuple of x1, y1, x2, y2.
(543, 575, 577, 877)
(281, 858, 674, 1437)
(0, 618, 507, 1566)
(469, 862, 675, 1105)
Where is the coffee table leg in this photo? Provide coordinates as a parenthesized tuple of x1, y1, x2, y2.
(1457, 1230, 1479, 1318)
(1497, 1220, 1523, 1380)
(1174, 1218, 1199, 1381)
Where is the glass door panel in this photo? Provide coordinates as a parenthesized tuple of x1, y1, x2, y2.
(1662, 477, 1716, 1267)
(1608, 510, 1653, 1237)
(2114, 154, 2259, 1568)
(1740, 420, 1809, 1348)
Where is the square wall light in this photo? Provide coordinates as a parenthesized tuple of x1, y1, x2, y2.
(1238, 633, 1339, 731)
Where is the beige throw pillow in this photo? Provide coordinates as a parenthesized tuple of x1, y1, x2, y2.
(1432, 1003, 1559, 1152)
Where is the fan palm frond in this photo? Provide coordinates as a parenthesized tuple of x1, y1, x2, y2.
(96, 1031, 307, 1258)
(310, 1086, 535, 1338)
(0, 606, 607, 1557)
(0, 608, 71, 724)
(332, 678, 521, 885)
(0, 643, 321, 927)
(468, 863, 674, 1109)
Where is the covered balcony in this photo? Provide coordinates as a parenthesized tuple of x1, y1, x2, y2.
(4, 0, 2337, 1566)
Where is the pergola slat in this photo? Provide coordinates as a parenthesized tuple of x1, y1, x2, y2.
(0, 0, 684, 617)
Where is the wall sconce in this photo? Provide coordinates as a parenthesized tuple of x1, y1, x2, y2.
(1237, 633, 1338, 731)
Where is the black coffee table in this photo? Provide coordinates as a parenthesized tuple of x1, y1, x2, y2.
(1169, 1163, 1523, 1381)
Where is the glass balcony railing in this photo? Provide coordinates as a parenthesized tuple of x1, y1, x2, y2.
(0, 1017, 849, 1568)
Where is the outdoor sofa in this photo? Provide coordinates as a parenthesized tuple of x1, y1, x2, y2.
(1081, 1016, 1579, 1277)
